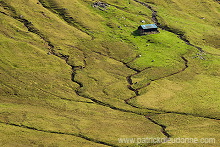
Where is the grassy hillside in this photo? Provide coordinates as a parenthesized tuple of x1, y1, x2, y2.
(0, 0, 219, 146)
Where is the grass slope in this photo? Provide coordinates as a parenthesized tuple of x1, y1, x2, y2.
(0, 0, 219, 146)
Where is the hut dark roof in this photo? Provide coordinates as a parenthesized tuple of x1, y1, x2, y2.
(139, 24, 158, 30)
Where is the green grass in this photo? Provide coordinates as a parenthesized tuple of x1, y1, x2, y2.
(127, 30, 192, 68)
(128, 0, 220, 119)
(152, 114, 220, 147)
(0, 123, 107, 147)
(0, 0, 220, 146)
(144, 0, 220, 50)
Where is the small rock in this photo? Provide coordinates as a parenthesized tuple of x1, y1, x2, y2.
(93, 1, 109, 9)
(200, 56, 205, 60)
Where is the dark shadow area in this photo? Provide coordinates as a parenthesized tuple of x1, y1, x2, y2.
(132, 29, 160, 36)
(131, 29, 141, 36)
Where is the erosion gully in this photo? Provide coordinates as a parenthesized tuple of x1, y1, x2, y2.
(131, 0, 220, 118)
(1, 0, 219, 146)
(0, 1, 165, 146)
(0, 1, 117, 146)
(126, 0, 220, 143)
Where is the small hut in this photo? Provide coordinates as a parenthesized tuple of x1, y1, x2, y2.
(138, 24, 159, 35)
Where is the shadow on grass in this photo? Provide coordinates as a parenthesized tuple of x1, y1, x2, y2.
(131, 29, 160, 36)
(131, 29, 141, 36)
